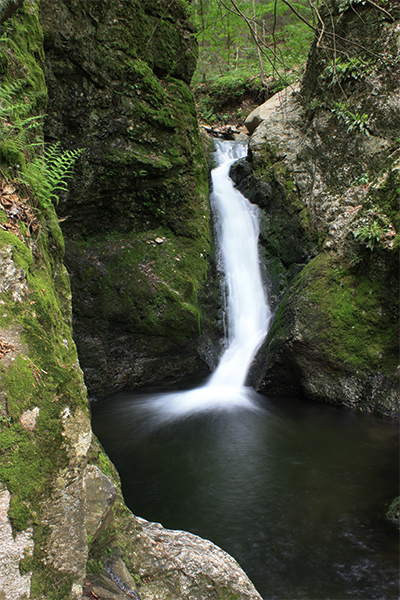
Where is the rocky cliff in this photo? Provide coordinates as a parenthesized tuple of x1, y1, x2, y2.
(239, 0, 399, 417)
(39, 0, 220, 399)
(0, 1, 262, 599)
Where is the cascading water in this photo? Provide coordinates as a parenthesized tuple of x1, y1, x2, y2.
(131, 140, 270, 425)
(208, 140, 270, 389)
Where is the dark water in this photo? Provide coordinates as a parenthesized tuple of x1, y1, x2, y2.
(91, 392, 400, 600)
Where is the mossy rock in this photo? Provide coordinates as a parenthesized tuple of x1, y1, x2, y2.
(38, 0, 221, 397)
(244, 1, 399, 416)
(230, 153, 318, 311)
(65, 226, 219, 397)
(251, 252, 399, 417)
(40, 0, 207, 239)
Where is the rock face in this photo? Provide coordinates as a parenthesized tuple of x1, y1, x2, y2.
(0, 3, 262, 599)
(39, 0, 220, 398)
(240, 0, 400, 417)
(0, 483, 34, 600)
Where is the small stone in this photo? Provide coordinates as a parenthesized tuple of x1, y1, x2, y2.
(20, 407, 39, 431)
(155, 237, 164, 244)
(71, 583, 82, 598)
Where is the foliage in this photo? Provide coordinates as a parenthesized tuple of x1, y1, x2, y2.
(0, 8, 83, 215)
(354, 219, 391, 250)
(0, 79, 43, 166)
(320, 57, 372, 86)
(337, 0, 390, 14)
(330, 101, 370, 136)
(194, 71, 270, 124)
(190, 0, 313, 87)
(0, 47, 83, 212)
(385, 496, 400, 527)
(17, 142, 84, 209)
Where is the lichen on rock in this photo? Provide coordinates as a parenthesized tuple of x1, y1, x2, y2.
(0, 245, 29, 302)
(0, 482, 34, 600)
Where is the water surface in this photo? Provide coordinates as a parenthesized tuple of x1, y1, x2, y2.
(92, 393, 399, 600)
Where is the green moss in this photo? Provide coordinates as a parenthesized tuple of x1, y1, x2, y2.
(293, 253, 398, 372)
(0, 141, 26, 168)
(0, 14, 89, 600)
(369, 158, 400, 231)
(385, 497, 400, 528)
(221, 590, 240, 600)
(0, 228, 32, 270)
(22, 529, 75, 600)
(0, 0, 47, 178)
(73, 225, 211, 344)
(0, 226, 87, 593)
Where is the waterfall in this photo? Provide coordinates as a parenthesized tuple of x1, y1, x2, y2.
(208, 140, 270, 389)
(133, 140, 271, 424)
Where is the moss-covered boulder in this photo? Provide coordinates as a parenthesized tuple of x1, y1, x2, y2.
(65, 228, 214, 396)
(39, 0, 220, 396)
(244, 0, 399, 416)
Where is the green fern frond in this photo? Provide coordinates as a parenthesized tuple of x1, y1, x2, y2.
(17, 142, 84, 209)
(0, 80, 31, 120)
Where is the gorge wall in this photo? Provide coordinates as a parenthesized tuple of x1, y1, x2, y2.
(40, 0, 220, 399)
(238, 0, 399, 418)
(0, 1, 261, 599)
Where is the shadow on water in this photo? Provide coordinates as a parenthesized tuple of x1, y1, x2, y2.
(92, 391, 400, 600)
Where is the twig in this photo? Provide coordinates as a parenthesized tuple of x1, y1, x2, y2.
(364, 0, 394, 21)
(21, 356, 47, 374)
(280, 0, 317, 31)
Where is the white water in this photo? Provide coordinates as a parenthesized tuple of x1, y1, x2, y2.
(132, 140, 271, 425)
(208, 140, 270, 388)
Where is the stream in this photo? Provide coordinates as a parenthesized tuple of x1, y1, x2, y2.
(91, 141, 399, 599)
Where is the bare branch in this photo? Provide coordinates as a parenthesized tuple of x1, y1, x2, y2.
(364, 0, 394, 21)
(279, 0, 317, 31)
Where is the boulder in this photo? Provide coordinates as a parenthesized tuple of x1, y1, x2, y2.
(40, 0, 221, 397)
(244, 83, 300, 134)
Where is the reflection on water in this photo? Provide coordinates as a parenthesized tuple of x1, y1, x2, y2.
(92, 393, 399, 600)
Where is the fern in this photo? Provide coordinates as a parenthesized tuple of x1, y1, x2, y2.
(0, 80, 32, 120)
(18, 142, 84, 209)
(0, 79, 44, 165)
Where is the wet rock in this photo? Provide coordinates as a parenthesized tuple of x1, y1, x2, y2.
(118, 515, 264, 600)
